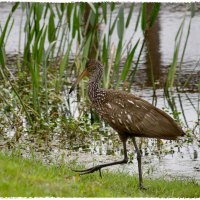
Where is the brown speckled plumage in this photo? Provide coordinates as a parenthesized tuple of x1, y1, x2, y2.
(69, 59, 185, 189)
(93, 89, 184, 140)
(86, 60, 184, 141)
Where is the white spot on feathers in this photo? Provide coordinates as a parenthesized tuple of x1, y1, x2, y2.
(127, 114, 133, 123)
(128, 99, 135, 105)
(106, 103, 112, 109)
(112, 119, 115, 124)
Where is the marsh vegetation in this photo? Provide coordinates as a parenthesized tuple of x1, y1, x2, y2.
(0, 2, 199, 193)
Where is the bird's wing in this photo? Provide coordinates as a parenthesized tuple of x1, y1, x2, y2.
(96, 90, 182, 139)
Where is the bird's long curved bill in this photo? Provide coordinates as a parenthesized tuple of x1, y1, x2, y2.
(69, 69, 88, 94)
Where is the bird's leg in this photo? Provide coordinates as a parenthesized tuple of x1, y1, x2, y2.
(132, 137, 146, 190)
(72, 140, 128, 176)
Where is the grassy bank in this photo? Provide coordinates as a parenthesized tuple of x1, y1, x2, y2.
(0, 152, 199, 197)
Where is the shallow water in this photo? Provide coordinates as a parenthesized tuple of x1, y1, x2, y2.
(3, 132, 199, 183)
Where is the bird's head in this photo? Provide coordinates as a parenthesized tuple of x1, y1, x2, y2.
(69, 60, 103, 94)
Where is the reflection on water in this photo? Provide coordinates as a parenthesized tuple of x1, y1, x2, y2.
(1, 3, 200, 70)
(145, 4, 162, 86)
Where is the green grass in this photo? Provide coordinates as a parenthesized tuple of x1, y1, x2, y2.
(0, 152, 199, 197)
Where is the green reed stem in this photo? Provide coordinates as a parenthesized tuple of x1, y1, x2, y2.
(0, 67, 33, 127)
(177, 92, 188, 127)
(165, 17, 185, 91)
(128, 38, 145, 91)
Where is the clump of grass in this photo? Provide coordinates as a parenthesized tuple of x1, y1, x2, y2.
(0, 151, 199, 197)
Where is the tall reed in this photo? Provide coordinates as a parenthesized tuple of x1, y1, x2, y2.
(1, 2, 196, 132)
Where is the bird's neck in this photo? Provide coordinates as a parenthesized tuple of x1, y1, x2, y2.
(88, 70, 102, 102)
(88, 82, 100, 101)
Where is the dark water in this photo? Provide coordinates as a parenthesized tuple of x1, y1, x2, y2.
(0, 3, 200, 183)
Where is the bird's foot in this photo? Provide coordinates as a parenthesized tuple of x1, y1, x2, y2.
(139, 183, 148, 190)
(71, 165, 103, 178)
(71, 159, 127, 178)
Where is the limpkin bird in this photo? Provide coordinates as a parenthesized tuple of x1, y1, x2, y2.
(69, 60, 185, 189)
